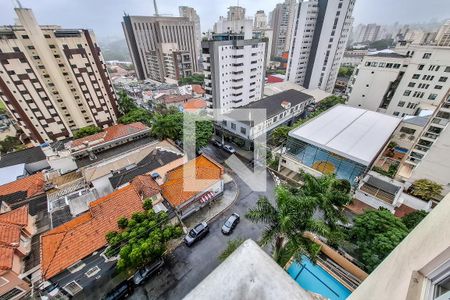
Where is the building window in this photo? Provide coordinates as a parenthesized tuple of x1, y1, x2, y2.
(222, 120, 227, 126)
(439, 76, 448, 82)
(445, 66, 450, 73)
(393, 111, 400, 116)
(67, 261, 86, 273)
(399, 127, 416, 134)
(240, 127, 246, 135)
(435, 85, 443, 90)
(404, 90, 411, 96)
(63, 281, 83, 296)
(85, 266, 101, 278)
(418, 64, 425, 70)
(408, 82, 416, 87)
(398, 101, 406, 107)
(231, 123, 236, 130)
(428, 93, 438, 100)
(412, 74, 420, 79)
(0, 287, 25, 299)
(422, 53, 432, 59)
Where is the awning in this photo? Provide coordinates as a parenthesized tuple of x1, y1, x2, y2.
(199, 191, 214, 204)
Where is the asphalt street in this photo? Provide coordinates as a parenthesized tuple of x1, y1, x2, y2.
(130, 144, 277, 300)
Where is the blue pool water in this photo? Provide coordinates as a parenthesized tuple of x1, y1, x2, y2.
(287, 257, 351, 300)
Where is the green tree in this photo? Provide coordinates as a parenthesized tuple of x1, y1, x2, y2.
(178, 74, 205, 86)
(73, 125, 102, 139)
(118, 108, 153, 126)
(409, 179, 443, 201)
(270, 126, 291, 146)
(117, 90, 137, 114)
(107, 210, 182, 271)
(402, 210, 428, 230)
(246, 185, 328, 266)
(151, 112, 183, 141)
(338, 66, 354, 77)
(0, 136, 24, 154)
(219, 238, 244, 261)
(350, 209, 409, 272)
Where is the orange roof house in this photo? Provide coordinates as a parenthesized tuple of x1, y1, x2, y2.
(161, 155, 224, 211)
(0, 172, 45, 200)
(0, 205, 34, 297)
(69, 122, 150, 151)
(183, 99, 207, 111)
(40, 184, 146, 280)
(191, 84, 205, 95)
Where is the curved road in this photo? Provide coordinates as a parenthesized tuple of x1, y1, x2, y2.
(131, 145, 276, 300)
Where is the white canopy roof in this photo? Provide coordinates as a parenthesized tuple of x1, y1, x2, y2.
(289, 105, 401, 166)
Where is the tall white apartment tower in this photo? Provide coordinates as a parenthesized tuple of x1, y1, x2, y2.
(202, 34, 266, 113)
(286, 0, 355, 92)
(254, 10, 268, 29)
(214, 6, 253, 39)
(0, 7, 118, 144)
(179, 6, 202, 60)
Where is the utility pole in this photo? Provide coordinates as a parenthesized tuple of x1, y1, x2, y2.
(153, 0, 159, 16)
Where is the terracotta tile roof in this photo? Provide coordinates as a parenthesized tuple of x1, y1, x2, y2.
(160, 94, 192, 105)
(183, 99, 207, 111)
(161, 155, 224, 207)
(191, 84, 205, 95)
(0, 247, 15, 270)
(0, 223, 21, 247)
(0, 206, 31, 270)
(70, 122, 149, 148)
(40, 185, 146, 280)
(0, 205, 29, 226)
(131, 175, 160, 199)
(0, 172, 45, 199)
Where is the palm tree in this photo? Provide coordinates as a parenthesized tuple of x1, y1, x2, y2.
(246, 174, 352, 266)
(246, 185, 328, 265)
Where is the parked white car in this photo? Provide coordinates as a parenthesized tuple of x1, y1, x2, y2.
(223, 145, 236, 154)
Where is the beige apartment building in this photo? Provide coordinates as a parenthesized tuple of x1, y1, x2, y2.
(122, 14, 198, 82)
(0, 7, 119, 145)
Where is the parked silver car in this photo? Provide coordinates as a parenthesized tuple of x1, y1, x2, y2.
(184, 222, 209, 247)
(221, 213, 240, 235)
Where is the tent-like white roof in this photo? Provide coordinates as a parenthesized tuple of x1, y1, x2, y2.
(289, 105, 401, 166)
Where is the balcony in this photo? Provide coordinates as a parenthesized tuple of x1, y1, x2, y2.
(232, 92, 243, 97)
(232, 85, 243, 90)
(232, 71, 243, 75)
(232, 78, 243, 82)
(232, 99, 242, 104)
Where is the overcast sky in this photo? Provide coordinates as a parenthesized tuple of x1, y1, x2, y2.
(1, 0, 449, 39)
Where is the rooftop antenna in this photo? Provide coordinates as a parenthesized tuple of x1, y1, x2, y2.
(153, 0, 159, 16)
(14, 0, 23, 8)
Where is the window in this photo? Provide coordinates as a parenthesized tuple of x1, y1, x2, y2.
(422, 53, 432, 59)
(85, 266, 101, 278)
(68, 261, 86, 273)
(435, 85, 443, 90)
(408, 82, 416, 87)
(398, 101, 406, 107)
(404, 90, 411, 96)
(231, 123, 236, 130)
(418, 64, 425, 70)
(428, 93, 438, 100)
(439, 76, 448, 82)
(63, 281, 83, 296)
(412, 74, 420, 79)
(400, 127, 416, 134)
(445, 66, 450, 73)
(240, 127, 246, 135)
(393, 111, 400, 116)
(0, 287, 24, 299)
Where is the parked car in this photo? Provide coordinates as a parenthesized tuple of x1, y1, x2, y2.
(132, 258, 164, 286)
(223, 144, 236, 153)
(221, 213, 240, 235)
(184, 222, 209, 246)
(103, 280, 133, 300)
(212, 140, 223, 147)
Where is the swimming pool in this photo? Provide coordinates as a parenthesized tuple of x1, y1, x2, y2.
(287, 257, 351, 300)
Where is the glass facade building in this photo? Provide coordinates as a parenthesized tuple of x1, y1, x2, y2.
(285, 137, 368, 185)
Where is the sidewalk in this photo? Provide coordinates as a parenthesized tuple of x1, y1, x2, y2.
(184, 173, 239, 228)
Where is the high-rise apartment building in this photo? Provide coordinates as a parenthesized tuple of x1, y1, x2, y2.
(254, 10, 268, 29)
(347, 42, 450, 117)
(435, 20, 450, 47)
(179, 6, 202, 60)
(0, 7, 118, 145)
(362, 23, 381, 42)
(202, 33, 266, 113)
(286, 0, 355, 92)
(122, 15, 198, 81)
(270, 0, 298, 58)
(214, 6, 253, 39)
